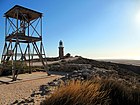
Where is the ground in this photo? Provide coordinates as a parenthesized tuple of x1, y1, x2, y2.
(0, 57, 139, 104)
(0, 72, 63, 105)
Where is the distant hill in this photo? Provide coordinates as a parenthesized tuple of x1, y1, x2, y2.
(98, 59, 140, 66)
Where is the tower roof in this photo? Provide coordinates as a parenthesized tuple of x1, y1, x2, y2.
(4, 5, 42, 21)
(59, 40, 63, 45)
(59, 40, 64, 47)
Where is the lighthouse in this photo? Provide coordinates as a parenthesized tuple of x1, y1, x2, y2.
(58, 40, 64, 59)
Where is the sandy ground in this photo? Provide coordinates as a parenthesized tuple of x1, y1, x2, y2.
(32, 57, 79, 66)
(0, 72, 63, 105)
(0, 57, 78, 104)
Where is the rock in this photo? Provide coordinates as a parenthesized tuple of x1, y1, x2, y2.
(82, 72, 89, 79)
(64, 69, 94, 81)
(25, 97, 34, 103)
(65, 73, 69, 79)
(35, 90, 42, 95)
(18, 99, 25, 104)
(12, 100, 18, 104)
(73, 70, 78, 73)
(48, 81, 60, 86)
(31, 91, 35, 97)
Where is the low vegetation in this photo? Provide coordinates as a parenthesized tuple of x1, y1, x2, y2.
(68, 57, 140, 75)
(0, 61, 28, 76)
(42, 78, 140, 105)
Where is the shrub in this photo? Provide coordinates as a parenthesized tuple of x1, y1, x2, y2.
(41, 79, 140, 105)
(0, 61, 28, 76)
(42, 80, 110, 105)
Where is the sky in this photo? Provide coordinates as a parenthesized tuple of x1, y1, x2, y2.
(1, 0, 140, 60)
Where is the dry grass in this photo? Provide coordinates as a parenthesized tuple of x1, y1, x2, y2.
(41, 78, 140, 105)
(99, 79, 140, 105)
(42, 80, 110, 105)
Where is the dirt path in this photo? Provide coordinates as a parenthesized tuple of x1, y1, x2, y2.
(32, 57, 79, 66)
(0, 74, 62, 105)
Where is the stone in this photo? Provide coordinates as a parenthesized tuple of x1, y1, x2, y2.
(48, 81, 60, 86)
(12, 100, 18, 104)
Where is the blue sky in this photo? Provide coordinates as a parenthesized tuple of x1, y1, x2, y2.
(1, 0, 140, 59)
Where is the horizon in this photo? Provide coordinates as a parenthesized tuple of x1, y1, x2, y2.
(1, 0, 140, 60)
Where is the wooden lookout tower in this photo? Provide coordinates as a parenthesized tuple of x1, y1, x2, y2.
(1, 5, 49, 81)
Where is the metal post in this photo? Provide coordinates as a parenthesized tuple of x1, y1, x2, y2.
(11, 40, 14, 80)
(5, 17, 7, 37)
(12, 10, 19, 81)
(28, 21, 31, 73)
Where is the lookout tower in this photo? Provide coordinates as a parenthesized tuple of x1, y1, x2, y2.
(58, 40, 64, 59)
(1, 5, 49, 81)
